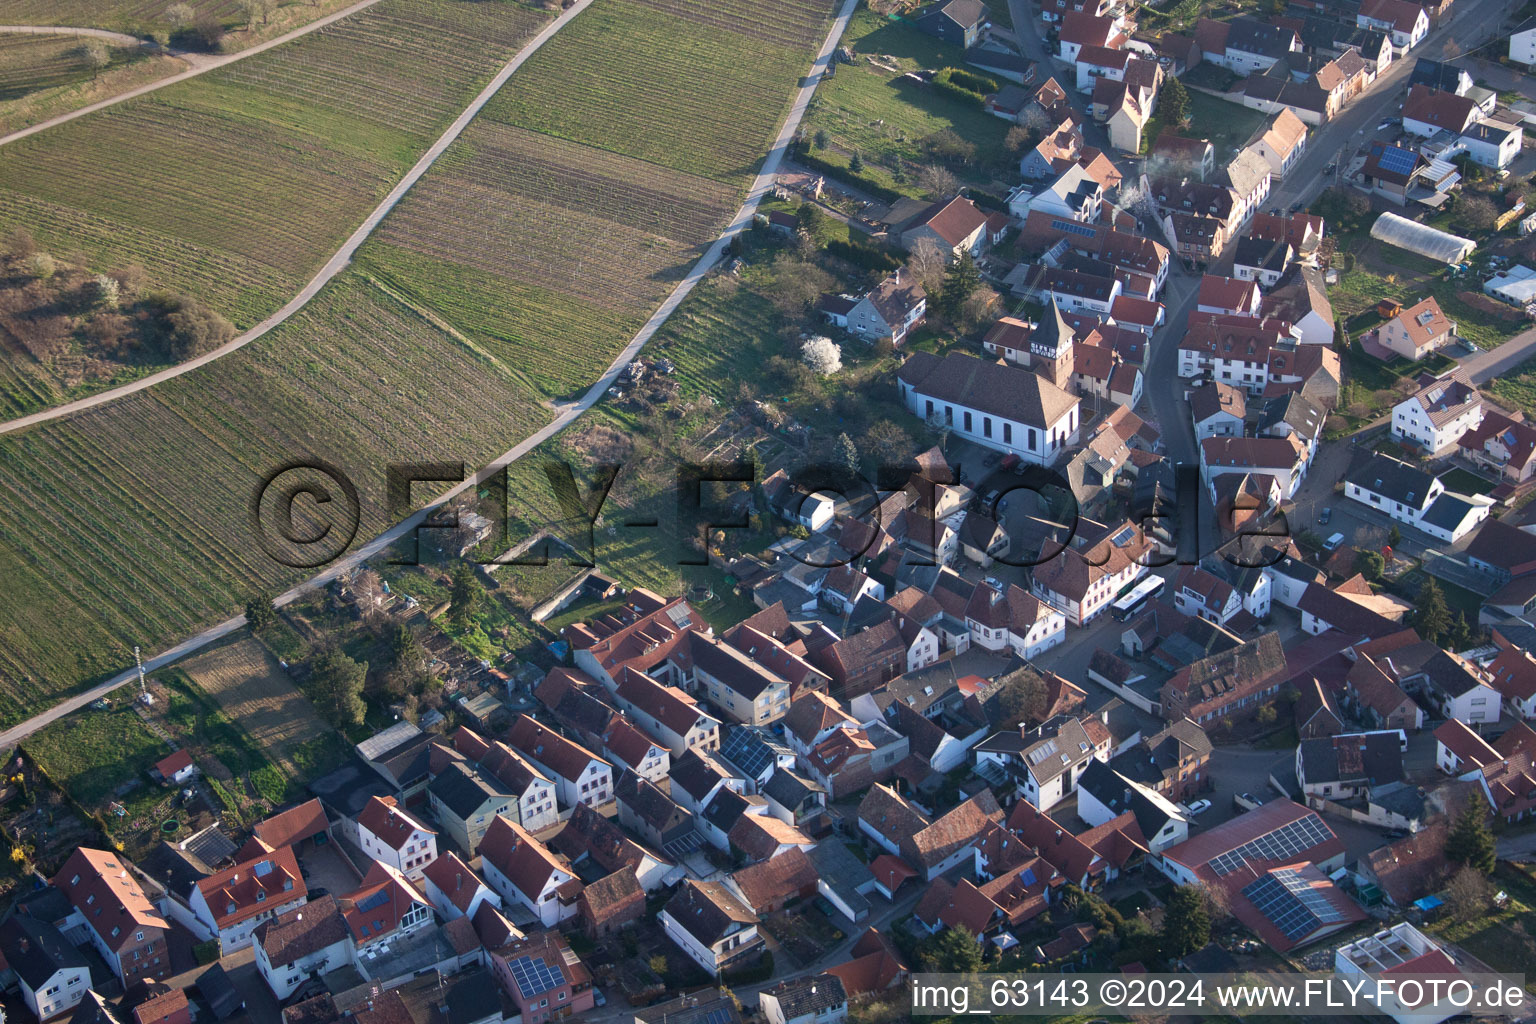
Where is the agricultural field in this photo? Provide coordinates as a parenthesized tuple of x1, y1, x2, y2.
(0, 273, 549, 725)
(0, 0, 552, 330)
(22, 694, 169, 810)
(799, 6, 1013, 197)
(483, 0, 832, 184)
(176, 633, 333, 780)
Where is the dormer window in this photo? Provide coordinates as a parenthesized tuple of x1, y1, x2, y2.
(256, 890, 266, 902)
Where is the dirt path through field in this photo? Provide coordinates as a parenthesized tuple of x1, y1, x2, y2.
(0, 25, 142, 46)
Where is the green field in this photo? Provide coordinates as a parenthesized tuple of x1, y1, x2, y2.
(0, 0, 346, 37)
(801, 6, 1013, 196)
(1488, 354, 1536, 418)
(22, 695, 168, 809)
(0, 0, 552, 332)
(0, 0, 837, 724)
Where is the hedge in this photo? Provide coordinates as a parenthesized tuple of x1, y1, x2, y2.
(792, 147, 903, 204)
(932, 67, 998, 108)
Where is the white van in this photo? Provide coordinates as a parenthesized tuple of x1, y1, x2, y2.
(1323, 532, 1346, 552)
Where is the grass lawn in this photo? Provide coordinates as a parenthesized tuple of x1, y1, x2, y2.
(1488, 354, 1536, 418)
(1331, 245, 1526, 352)
(1438, 467, 1496, 496)
(1182, 91, 1265, 160)
(802, 6, 1013, 197)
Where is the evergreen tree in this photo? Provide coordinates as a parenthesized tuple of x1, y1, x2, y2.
(449, 563, 482, 626)
(1161, 885, 1211, 956)
(1446, 611, 1472, 652)
(921, 927, 984, 973)
(309, 647, 367, 728)
(390, 624, 426, 676)
(1388, 524, 1402, 547)
(1445, 791, 1496, 874)
(836, 432, 860, 477)
(813, 129, 829, 149)
(849, 151, 864, 173)
(938, 252, 982, 319)
(1414, 578, 1450, 645)
(1160, 76, 1190, 127)
(244, 593, 276, 634)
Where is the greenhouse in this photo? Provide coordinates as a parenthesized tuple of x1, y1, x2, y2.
(1369, 211, 1476, 265)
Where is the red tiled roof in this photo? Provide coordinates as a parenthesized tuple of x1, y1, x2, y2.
(356, 795, 434, 852)
(55, 848, 169, 951)
(252, 799, 329, 850)
(479, 816, 575, 902)
(195, 846, 304, 930)
(870, 853, 919, 891)
(339, 862, 427, 945)
(421, 852, 488, 915)
(154, 750, 194, 778)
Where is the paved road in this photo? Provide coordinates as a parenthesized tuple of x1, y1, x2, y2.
(1266, 0, 1517, 214)
(0, 0, 862, 750)
(0, 0, 390, 148)
(0, 0, 591, 439)
(0, 24, 141, 45)
(1462, 325, 1536, 382)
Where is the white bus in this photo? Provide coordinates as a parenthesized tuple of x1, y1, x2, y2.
(1111, 576, 1165, 621)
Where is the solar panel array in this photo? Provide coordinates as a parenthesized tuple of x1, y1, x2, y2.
(1242, 867, 1344, 941)
(509, 954, 565, 999)
(1051, 218, 1097, 238)
(721, 728, 774, 779)
(696, 1008, 733, 1024)
(1208, 814, 1334, 876)
(1375, 146, 1419, 176)
(358, 889, 391, 912)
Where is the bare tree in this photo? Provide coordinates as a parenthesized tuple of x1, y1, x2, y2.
(1444, 865, 1493, 922)
(1021, 106, 1053, 135)
(78, 38, 111, 79)
(916, 164, 960, 198)
(906, 237, 948, 293)
(164, 3, 194, 29)
(237, 0, 275, 27)
(1005, 123, 1033, 152)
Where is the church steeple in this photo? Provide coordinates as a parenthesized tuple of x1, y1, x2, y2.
(1029, 297, 1075, 389)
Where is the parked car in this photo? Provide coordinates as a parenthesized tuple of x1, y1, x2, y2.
(1324, 162, 1338, 175)
(1234, 792, 1263, 811)
(1001, 453, 1021, 472)
(1323, 531, 1347, 552)
(1319, 506, 1332, 525)
(1185, 799, 1213, 815)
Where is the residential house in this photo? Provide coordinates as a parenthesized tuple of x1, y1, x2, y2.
(1249, 109, 1308, 178)
(1197, 275, 1262, 318)
(609, 669, 721, 756)
(152, 750, 197, 786)
(1357, 0, 1429, 51)
(507, 713, 615, 809)
(659, 880, 763, 976)
(965, 582, 1067, 660)
(1195, 16, 1300, 74)
(1513, 16, 1536, 65)
(55, 848, 172, 984)
(1403, 85, 1478, 138)
(728, 845, 821, 914)
(1191, 382, 1246, 439)
(1344, 452, 1489, 543)
(1459, 118, 1524, 170)
(189, 847, 306, 954)
(1030, 518, 1152, 626)
(602, 716, 671, 783)
(478, 816, 581, 928)
(1161, 632, 1287, 724)
(1262, 264, 1336, 347)
(691, 632, 794, 727)
(1345, 655, 1426, 732)
(1151, 133, 1215, 181)
(1382, 297, 1457, 361)
(616, 770, 701, 858)
(1391, 372, 1482, 455)
(578, 867, 644, 938)
(899, 196, 991, 261)
(1199, 435, 1310, 501)
(916, 0, 990, 48)
(355, 795, 438, 881)
(252, 895, 350, 1001)
(1, 916, 91, 1021)
(1075, 759, 1190, 852)
(902, 791, 1004, 879)
(826, 273, 928, 346)
(421, 852, 501, 923)
(760, 975, 849, 1024)
(428, 762, 520, 857)
(1058, 11, 1124, 62)
(487, 931, 595, 1024)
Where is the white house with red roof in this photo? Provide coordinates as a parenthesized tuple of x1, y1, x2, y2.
(898, 196, 991, 261)
(479, 816, 582, 927)
(1196, 275, 1262, 318)
(421, 851, 502, 922)
(189, 846, 307, 952)
(356, 795, 438, 882)
(1356, 0, 1428, 51)
(55, 847, 173, 983)
(152, 750, 197, 785)
(338, 861, 434, 949)
(508, 713, 616, 809)
(1488, 646, 1536, 719)
(1057, 11, 1124, 62)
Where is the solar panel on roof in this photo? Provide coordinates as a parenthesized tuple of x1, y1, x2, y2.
(358, 890, 391, 912)
(1376, 146, 1418, 175)
(1051, 218, 1097, 238)
(1208, 814, 1335, 875)
(700, 1008, 733, 1024)
(721, 729, 774, 778)
(509, 955, 564, 999)
(1241, 867, 1344, 942)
